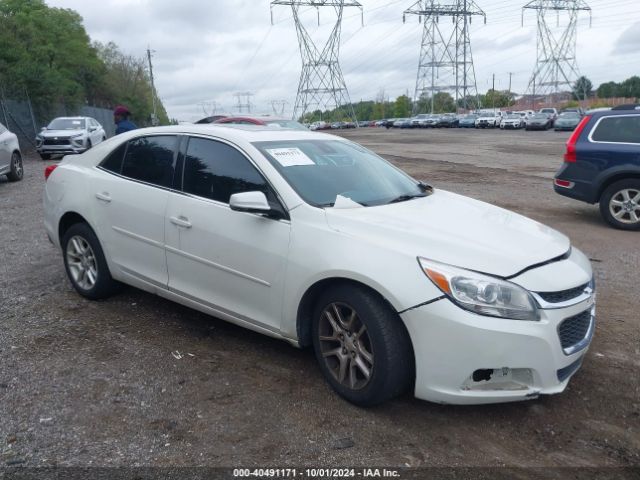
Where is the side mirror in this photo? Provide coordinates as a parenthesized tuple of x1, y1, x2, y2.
(89, 126, 97, 132)
(230, 191, 273, 215)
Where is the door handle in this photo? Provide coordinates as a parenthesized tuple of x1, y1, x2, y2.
(95, 192, 111, 203)
(170, 216, 192, 228)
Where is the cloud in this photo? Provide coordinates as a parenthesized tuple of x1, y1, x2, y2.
(614, 21, 640, 55)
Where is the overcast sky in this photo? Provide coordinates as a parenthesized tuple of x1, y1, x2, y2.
(47, 0, 640, 121)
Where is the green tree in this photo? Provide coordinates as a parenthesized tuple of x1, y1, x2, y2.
(596, 81, 619, 99)
(619, 76, 640, 99)
(481, 89, 514, 109)
(394, 95, 412, 117)
(572, 76, 593, 101)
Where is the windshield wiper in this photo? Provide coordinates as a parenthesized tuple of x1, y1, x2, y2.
(387, 193, 428, 204)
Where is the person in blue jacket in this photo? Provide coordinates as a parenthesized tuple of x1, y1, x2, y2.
(113, 105, 138, 135)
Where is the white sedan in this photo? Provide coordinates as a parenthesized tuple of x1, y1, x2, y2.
(0, 122, 23, 182)
(43, 125, 595, 406)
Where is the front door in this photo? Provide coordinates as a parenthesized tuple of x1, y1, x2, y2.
(0, 123, 11, 171)
(165, 136, 291, 332)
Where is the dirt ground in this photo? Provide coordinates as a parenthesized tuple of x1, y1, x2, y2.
(0, 128, 638, 475)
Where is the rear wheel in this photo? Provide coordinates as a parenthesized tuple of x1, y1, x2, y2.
(62, 223, 120, 299)
(312, 284, 413, 406)
(6, 151, 23, 182)
(599, 179, 640, 230)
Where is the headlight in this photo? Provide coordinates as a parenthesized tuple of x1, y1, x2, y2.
(70, 133, 84, 139)
(418, 257, 539, 321)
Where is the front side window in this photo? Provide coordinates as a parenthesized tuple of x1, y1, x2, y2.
(591, 116, 640, 144)
(121, 136, 177, 188)
(0, 123, 6, 134)
(182, 137, 272, 204)
(253, 139, 425, 208)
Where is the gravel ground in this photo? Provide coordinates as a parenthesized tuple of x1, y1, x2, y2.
(0, 128, 638, 474)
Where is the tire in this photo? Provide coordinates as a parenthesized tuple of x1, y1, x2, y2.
(6, 151, 23, 182)
(312, 284, 413, 406)
(61, 223, 120, 299)
(40, 153, 51, 160)
(599, 179, 640, 231)
(86, 140, 92, 150)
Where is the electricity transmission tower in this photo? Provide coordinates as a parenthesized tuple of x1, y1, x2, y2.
(271, 99, 288, 116)
(404, 0, 485, 113)
(522, 0, 591, 102)
(234, 92, 254, 113)
(270, 0, 362, 123)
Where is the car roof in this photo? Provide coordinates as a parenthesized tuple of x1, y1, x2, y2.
(53, 116, 88, 120)
(587, 108, 640, 119)
(110, 124, 334, 144)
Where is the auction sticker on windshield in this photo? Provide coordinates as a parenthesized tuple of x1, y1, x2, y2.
(266, 147, 315, 167)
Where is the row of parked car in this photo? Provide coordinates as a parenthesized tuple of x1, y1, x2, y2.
(378, 108, 586, 132)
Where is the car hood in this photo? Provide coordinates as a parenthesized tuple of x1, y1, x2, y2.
(41, 129, 85, 137)
(556, 119, 579, 124)
(324, 190, 570, 278)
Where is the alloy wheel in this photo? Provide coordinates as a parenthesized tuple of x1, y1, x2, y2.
(318, 302, 374, 390)
(66, 235, 98, 290)
(609, 188, 640, 225)
(12, 153, 23, 179)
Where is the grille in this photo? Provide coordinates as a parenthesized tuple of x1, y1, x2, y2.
(537, 283, 589, 303)
(558, 310, 592, 350)
(43, 137, 71, 146)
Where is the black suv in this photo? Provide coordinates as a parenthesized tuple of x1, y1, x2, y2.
(554, 106, 640, 230)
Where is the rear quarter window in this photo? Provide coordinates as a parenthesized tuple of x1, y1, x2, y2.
(591, 115, 640, 144)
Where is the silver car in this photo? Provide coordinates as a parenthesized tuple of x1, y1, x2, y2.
(0, 122, 23, 182)
(36, 116, 106, 160)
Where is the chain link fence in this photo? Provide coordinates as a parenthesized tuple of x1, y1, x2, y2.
(0, 93, 115, 152)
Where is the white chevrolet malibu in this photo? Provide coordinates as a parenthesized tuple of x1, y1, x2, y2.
(43, 125, 595, 406)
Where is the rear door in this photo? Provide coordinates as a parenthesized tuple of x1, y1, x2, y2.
(582, 114, 640, 181)
(92, 134, 179, 288)
(165, 135, 291, 332)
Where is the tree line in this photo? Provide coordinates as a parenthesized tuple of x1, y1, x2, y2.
(0, 0, 169, 125)
(303, 74, 639, 122)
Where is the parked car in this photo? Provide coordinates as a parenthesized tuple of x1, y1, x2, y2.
(554, 112, 582, 131)
(36, 117, 106, 160)
(0, 122, 23, 182)
(560, 107, 584, 116)
(381, 119, 397, 129)
(393, 118, 413, 128)
(437, 114, 459, 128)
(458, 114, 478, 128)
(411, 114, 430, 128)
(475, 112, 501, 128)
(539, 108, 558, 125)
(554, 108, 640, 230)
(44, 124, 595, 406)
(310, 121, 330, 131)
(215, 116, 308, 131)
(424, 115, 441, 128)
(194, 115, 228, 124)
(525, 113, 552, 130)
(500, 114, 525, 130)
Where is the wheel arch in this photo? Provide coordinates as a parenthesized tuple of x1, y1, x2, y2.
(597, 172, 640, 202)
(58, 211, 92, 244)
(296, 277, 402, 348)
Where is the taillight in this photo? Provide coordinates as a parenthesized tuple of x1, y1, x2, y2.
(44, 164, 58, 180)
(563, 115, 591, 163)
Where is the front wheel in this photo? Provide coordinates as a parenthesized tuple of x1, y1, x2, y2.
(599, 179, 640, 230)
(312, 284, 413, 406)
(7, 151, 23, 182)
(62, 223, 120, 299)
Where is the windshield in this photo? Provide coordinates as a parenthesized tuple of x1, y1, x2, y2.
(559, 112, 580, 118)
(254, 139, 425, 208)
(47, 118, 85, 130)
(540, 109, 554, 114)
(264, 120, 308, 130)
(505, 114, 520, 119)
(532, 114, 548, 119)
(463, 114, 478, 119)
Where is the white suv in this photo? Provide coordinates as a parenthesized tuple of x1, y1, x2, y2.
(36, 116, 106, 160)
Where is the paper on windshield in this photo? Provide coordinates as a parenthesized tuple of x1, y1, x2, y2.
(266, 147, 315, 167)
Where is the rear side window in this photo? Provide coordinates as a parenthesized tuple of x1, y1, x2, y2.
(121, 136, 177, 188)
(101, 142, 127, 173)
(591, 116, 640, 144)
(182, 137, 271, 204)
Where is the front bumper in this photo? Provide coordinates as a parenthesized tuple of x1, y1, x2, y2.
(402, 297, 594, 404)
(37, 145, 87, 155)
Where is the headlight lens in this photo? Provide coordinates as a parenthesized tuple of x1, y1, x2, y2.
(418, 257, 539, 321)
